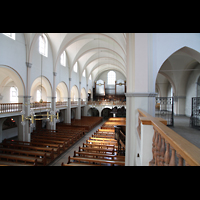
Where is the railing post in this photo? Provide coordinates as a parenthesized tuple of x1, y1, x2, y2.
(177, 153, 183, 166)
(149, 129, 156, 166)
(164, 142, 170, 166)
(169, 146, 176, 166)
(159, 136, 165, 166)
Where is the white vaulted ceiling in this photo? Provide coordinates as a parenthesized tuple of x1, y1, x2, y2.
(26, 33, 126, 82)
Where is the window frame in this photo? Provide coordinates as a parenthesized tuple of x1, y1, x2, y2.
(82, 69, 85, 77)
(39, 34, 48, 57)
(107, 71, 116, 85)
(73, 62, 78, 73)
(60, 51, 66, 67)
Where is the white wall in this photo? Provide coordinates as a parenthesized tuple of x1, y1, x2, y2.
(30, 35, 54, 95)
(153, 33, 200, 77)
(185, 64, 200, 116)
(0, 33, 27, 88)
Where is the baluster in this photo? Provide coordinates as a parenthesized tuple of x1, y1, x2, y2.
(149, 129, 156, 166)
(185, 161, 190, 166)
(176, 153, 183, 166)
(155, 133, 162, 166)
(169, 146, 176, 166)
(164, 142, 170, 166)
(159, 136, 165, 166)
(154, 131, 159, 166)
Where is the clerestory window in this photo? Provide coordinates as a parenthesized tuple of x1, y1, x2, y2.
(39, 34, 48, 57)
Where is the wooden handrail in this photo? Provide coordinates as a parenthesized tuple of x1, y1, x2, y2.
(138, 109, 200, 166)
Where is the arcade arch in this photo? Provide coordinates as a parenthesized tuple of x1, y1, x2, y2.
(0, 65, 25, 103)
(30, 76, 52, 103)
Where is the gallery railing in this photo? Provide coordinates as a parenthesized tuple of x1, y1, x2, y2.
(137, 109, 200, 166)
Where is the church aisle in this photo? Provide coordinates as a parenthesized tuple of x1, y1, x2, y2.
(49, 120, 106, 166)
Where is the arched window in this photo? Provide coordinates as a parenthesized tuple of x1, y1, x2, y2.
(73, 62, 78, 73)
(82, 69, 85, 77)
(89, 74, 91, 80)
(39, 34, 48, 57)
(10, 87, 18, 103)
(107, 71, 116, 85)
(36, 89, 42, 102)
(60, 51, 66, 66)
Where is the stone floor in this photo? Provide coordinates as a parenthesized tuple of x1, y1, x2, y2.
(170, 115, 200, 148)
(49, 120, 106, 166)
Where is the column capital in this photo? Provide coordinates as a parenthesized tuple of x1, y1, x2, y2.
(26, 62, 32, 68)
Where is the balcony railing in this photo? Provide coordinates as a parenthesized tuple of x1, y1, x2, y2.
(88, 100, 126, 106)
(137, 109, 200, 166)
(0, 103, 23, 113)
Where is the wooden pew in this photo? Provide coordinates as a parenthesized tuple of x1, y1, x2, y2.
(83, 143, 115, 150)
(1, 143, 53, 162)
(74, 151, 125, 161)
(31, 135, 70, 148)
(98, 129, 115, 133)
(31, 138, 65, 151)
(79, 146, 115, 154)
(86, 139, 118, 146)
(0, 161, 33, 166)
(68, 155, 125, 166)
(61, 162, 99, 166)
(92, 134, 115, 139)
(4, 139, 60, 155)
(0, 153, 37, 166)
(0, 147, 46, 166)
(95, 131, 115, 136)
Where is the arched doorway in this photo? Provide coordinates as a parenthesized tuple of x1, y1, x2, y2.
(87, 108, 99, 117)
(101, 108, 112, 119)
(155, 46, 200, 126)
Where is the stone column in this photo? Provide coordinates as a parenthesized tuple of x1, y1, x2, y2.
(24, 62, 32, 142)
(50, 72, 57, 130)
(67, 78, 71, 124)
(76, 81, 81, 119)
(125, 33, 156, 166)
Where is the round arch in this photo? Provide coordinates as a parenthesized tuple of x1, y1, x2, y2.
(56, 81, 68, 102)
(0, 65, 25, 103)
(101, 108, 112, 119)
(87, 107, 99, 117)
(81, 87, 87, 100)
(30, 76, 52, 103)
(71, 85, 79, 101)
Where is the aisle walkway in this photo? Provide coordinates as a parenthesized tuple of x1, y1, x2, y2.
(170, 116, 200, 148)
(49, 120, 105, 166)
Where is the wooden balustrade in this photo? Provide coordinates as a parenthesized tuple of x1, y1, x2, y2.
(0, 103, 23, 113)
(138, 109, 200, 166)
(56, 101, 68, 107)
(30, 102, 51, 109)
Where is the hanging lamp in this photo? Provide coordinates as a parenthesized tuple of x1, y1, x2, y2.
(21, 34, 60, 129)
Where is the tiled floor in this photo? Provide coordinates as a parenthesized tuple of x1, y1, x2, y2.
(170, 115, 200, 148)
(49, 120, 106, 166)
